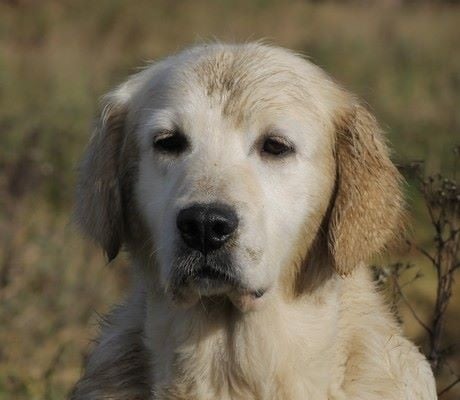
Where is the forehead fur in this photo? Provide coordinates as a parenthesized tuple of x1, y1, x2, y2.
(189, 44, 324, 118)
(114, 43, 351, 127)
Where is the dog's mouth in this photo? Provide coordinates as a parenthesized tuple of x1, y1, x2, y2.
(189, 264, 242, 296)
(171, 254, 266, 311)
(193, 265, 238, 285)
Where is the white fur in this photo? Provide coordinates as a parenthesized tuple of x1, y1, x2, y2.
(72, 43, 437, 400)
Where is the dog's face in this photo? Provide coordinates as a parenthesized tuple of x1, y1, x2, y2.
(76, 43, 404, 311)
(134, 69, 336, 308)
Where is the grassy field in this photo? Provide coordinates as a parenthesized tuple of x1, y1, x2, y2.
(0, 1, 459, 398)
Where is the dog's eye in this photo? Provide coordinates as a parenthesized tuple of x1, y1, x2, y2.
(261, 137, 294, 157)
(153, 131, 189, 154)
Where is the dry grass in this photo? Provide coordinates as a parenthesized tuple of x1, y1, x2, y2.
(0, 1, 459, 398)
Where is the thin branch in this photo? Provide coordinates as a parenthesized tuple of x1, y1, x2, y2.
(444, 359, 459, 378)
(400, 272, 423, 289)
(412, 243, 437, 265)
(438, 377, 460, 397)
(392, 278, 432, 335)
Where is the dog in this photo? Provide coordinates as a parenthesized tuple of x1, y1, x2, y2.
(71, 42, 437, 399)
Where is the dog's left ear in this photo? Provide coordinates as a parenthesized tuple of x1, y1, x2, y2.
(328, 104, 405, 276)
(75, 94, 128, 262)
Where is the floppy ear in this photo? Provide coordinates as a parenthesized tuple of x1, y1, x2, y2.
(75, 96, 128, 261)
(328, 104, 405, 276)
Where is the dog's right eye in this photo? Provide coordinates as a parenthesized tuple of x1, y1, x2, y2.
(153, 131, 189, 155)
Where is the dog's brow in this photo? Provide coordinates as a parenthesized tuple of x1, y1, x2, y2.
(140, 110, 178, 135)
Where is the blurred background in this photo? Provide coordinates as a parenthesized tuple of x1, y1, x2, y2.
(0, 0, 459, 399)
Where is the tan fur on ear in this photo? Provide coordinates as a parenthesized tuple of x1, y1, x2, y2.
(75, 99, 127, 261)
(329, 104, 405, 276)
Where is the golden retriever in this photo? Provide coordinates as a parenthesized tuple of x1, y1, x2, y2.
(71, 42, 436, 399)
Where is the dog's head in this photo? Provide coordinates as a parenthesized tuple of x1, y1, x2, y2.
(75, 43, 403, 311)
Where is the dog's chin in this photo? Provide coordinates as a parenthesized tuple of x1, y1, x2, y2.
(173, 283, 267, 313)
(169, 256, 266, 312)
(188, 271, 235, 299)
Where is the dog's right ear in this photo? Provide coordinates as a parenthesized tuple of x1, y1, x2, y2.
(75, 93, 129, 262)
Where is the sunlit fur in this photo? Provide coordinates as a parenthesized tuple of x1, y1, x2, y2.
(72, 42, 436, 400)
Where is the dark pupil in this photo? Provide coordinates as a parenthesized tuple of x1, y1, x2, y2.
(154, 132, 188, 154)
(263, 138, 289, 155)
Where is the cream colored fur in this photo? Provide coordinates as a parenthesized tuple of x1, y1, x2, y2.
(71, 42, 437, 399)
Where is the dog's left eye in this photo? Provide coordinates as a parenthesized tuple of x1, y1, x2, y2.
(261, 137, 294, 157)
(153, 131, 189, 155)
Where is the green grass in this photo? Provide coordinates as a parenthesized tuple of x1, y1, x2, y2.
(0, 1, 459, 398)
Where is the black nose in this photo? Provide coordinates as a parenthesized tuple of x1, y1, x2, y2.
(176, 203, 238, 253)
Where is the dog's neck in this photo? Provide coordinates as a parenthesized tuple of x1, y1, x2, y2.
(143, 276, 344, 400)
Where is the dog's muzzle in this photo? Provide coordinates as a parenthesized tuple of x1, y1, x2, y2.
(173, 202, 266, 310)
